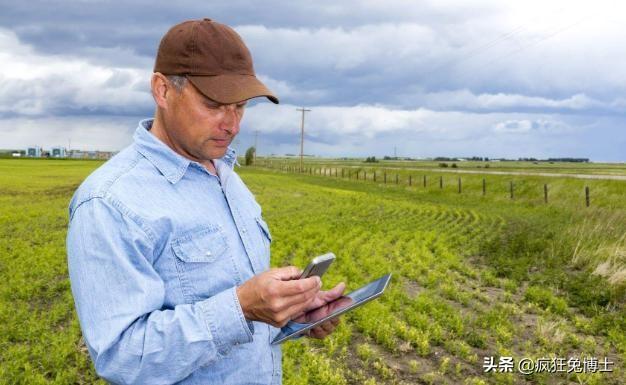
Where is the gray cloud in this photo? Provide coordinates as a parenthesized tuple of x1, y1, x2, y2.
(0, 1, 625, 160)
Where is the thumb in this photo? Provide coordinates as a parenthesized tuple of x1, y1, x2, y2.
(320, 282, 346, 301)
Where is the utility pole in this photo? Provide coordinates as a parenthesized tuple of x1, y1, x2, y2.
(296, 107, 311, 172)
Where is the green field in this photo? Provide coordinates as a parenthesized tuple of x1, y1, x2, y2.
(0, 159, 624, 384)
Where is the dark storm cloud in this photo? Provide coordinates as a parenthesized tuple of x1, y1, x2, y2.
(1, 1, 625, 160)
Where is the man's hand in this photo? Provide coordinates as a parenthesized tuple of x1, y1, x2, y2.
(236, 266, 321, 327)
(295, 282, 346, 339)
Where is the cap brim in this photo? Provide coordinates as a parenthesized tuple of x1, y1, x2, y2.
(186, 74, 279, 104)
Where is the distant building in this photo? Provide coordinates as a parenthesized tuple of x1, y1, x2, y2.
(68, 150, 116, 160)
(26, 146, 42, 157)
(51, 147, 66, 158)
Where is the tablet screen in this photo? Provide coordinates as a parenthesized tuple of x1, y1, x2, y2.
(271, 273, 392, 344)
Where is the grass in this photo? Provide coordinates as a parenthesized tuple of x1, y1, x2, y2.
(0, 158, 624, 384)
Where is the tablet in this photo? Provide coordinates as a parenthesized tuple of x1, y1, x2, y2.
(271, 273, 392, 344)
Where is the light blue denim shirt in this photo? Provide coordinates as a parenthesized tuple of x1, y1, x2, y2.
(67, 119, 282, 385)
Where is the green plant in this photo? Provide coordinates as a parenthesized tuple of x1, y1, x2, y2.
(245, 146, 255, 165)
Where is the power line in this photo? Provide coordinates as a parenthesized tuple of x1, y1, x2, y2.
(467, 14, 592, 77)
(420, 5, 570, 80)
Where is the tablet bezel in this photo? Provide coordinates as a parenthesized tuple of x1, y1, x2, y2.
(271, 273, 392, 344)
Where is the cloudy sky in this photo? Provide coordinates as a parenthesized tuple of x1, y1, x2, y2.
(1, 1, 625, 161)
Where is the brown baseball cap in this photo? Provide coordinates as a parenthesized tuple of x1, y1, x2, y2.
(154, 18, 279, 104)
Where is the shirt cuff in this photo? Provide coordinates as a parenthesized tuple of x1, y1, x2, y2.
(198, 286, 254, 355)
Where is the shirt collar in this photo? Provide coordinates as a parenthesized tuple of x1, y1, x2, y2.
(133, 119, 238, 184)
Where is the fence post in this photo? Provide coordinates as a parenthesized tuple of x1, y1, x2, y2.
(374, 172, 377, 182)
(423, 175, 426, 188)
(409, 175, 412, 186)
(341, 168, 344, 178)
(364, 171, 367, 181)
(482, 178, 486, 196)
(439, 176, 443, 189)
(384, 172, 387, 184)
(458, 177, 462, 193)
(395, 174, 399, 184)
(349, 170, 351, 179)
(510, 181, 514, 200)
(356, 171, 359, 180)
(544, 184, 548, 203)
(585, 186, 590, 207)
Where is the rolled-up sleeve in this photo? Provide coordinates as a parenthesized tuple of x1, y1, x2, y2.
(67, 196, 253, 385)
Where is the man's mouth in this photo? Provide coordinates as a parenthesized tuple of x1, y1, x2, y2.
(212, 138, 230, 145)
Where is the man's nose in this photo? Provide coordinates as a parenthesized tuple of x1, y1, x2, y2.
(220, 106, 240, 134)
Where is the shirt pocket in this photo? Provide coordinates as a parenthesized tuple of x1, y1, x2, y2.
(171, 226, 241, 302)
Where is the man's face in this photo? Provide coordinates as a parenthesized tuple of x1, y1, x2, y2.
(162, 79, 246, 161)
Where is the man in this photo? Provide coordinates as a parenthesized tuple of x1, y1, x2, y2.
(67, 18, 345, 385)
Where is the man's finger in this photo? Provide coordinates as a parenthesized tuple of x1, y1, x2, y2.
(319, 320, 336, 333)
(278, 276, 321, 296)
(279, 295, 321, 322)
(300, 282, 345, 312)
(317, 282, 345, 302)
(308, 326, 327, 339)
(272, 266, 303, 281)
(275, 284, 320, 310)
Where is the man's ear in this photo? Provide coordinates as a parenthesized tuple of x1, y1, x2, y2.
(151, 73, 170, 109)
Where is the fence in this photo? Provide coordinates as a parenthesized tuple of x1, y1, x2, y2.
(255, 161, 595, 207)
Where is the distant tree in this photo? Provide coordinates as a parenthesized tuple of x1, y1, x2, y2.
(364, 156, 379, 163)
(439, 163, 448, 168)
(245, 146, 255, 165)
(451, 163, 458, 168)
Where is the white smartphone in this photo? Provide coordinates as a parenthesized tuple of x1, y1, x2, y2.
(300, 252, 336, 279)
